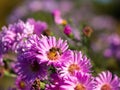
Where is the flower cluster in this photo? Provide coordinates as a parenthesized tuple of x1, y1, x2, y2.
(0, 19, 48, 65)
(0, 18, 120, 90)
(14, 33, 120, 89)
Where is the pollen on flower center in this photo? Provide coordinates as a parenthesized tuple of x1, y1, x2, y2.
(19, 81, 26, 89)
(68, 64, 80, 75)
(101, 84, 111, 90)
(47, 47, 61, 60)
(74, 84, 86, 90)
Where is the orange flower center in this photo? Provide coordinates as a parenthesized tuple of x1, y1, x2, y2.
(19, 81, 26, 89)
(68, 64, 80, 75)
(101, 84, 111, 90)
(75, 84, 86, 90)
(47, 47, 61, 60)
(62, 19, 67, 26)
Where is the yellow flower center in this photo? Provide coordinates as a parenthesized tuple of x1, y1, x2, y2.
(101, 84, 111, 90)
(75, 84, 86, 90)
(68, 64, 80, 75)
(62, 19, 67, 26)
(19, 81, 26, 89)
(47, 47, 61, 60)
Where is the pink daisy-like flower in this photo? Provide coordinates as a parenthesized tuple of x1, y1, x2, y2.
(15, 51, 48, 82)
(58, 51, 92, 78)
(15, 77, 31, 90)
(60, 72, 94, 90)
(52, 10, 67, 25)
(36, 35, 71, 67)
(94, 71, 120, 90)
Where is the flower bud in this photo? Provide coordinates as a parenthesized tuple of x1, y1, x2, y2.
(83, 26, 93, 37)
(64, 25, 73, 38)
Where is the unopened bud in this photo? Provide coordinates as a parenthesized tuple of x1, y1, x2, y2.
(64, 25, 73, 38)
(83, 26, 93, 37)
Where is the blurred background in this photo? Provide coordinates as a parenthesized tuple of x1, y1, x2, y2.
(0, 0, 120, 89)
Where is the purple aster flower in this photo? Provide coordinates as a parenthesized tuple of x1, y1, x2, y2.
(36, 35, 71, 67)
(90, 16, 116, 31)
(52, 9, 67, 25)
(17, 34, 70, 67)
(60, 72, 94, 90)
(104, 48, 112, 58)
(58, 51, 92, 78)
(94, 71, 120, 90)
(15, 76, 41, 90)
(91, 34, 109, 53)
(0, 20, 35, 64)
(0, 26, 16, 54)
(104, 34, 120, 60)
(16, 34, 41, 54)
(27, 18, 48, 36)
(15, 77, 30, 90)
(15, 51, 48, 82)
(0, 20, 34, 54)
